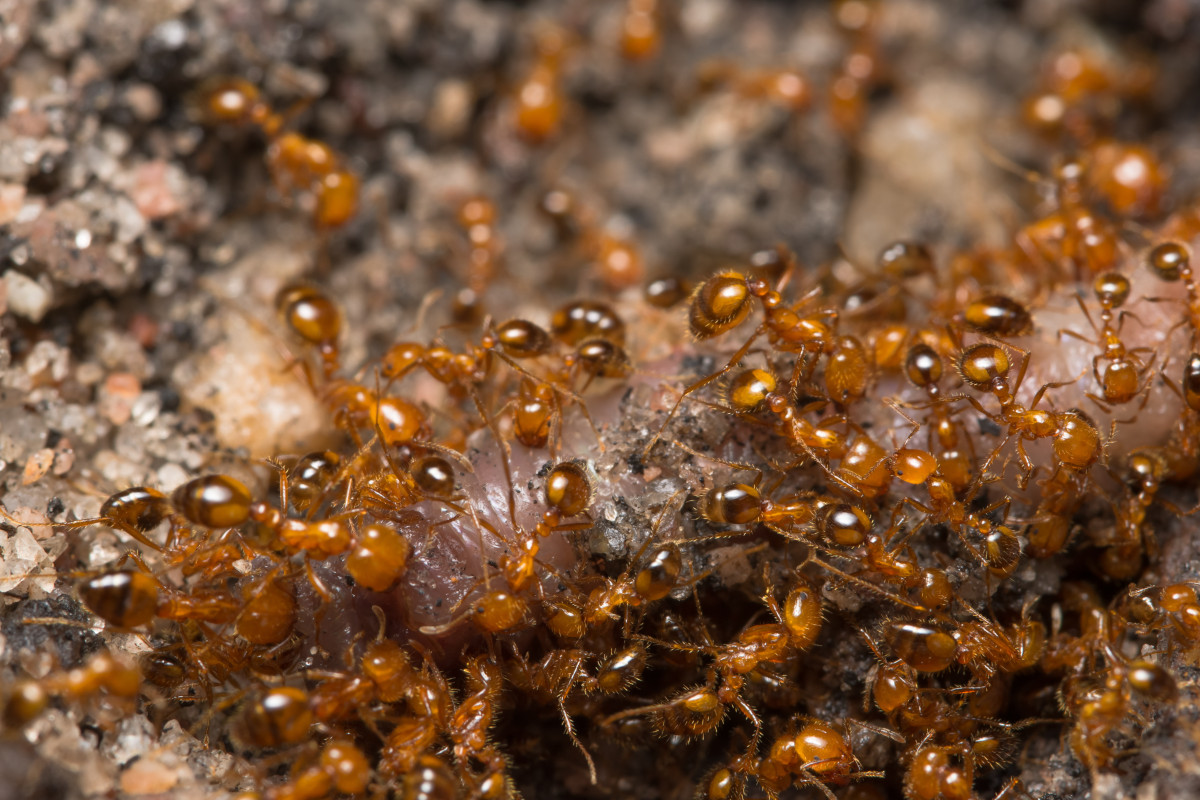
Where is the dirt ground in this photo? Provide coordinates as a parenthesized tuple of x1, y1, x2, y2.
(4, 1, 1200, 798)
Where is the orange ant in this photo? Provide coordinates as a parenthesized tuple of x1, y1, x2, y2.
(643, 253, 841, 457)
(1009, 154, 1123, 284)
(828, 0, 887, 139)
(937, 340, 1102, 487)
(757, 716, 892, 800)
(619, 0, 663, 62)
(199, 78, 359, 229)
(537, 187, 647, 292)
(1146, 240, 1200, 347)
(512, 24, 573, 143)
(1087, 446, 1200, 580)
(1058, 270, 1157, 413)
(694, 60, 813, 115)
(453, 195, 503, 318)
(887, 446, 1021, 577)
(899, 342, 978, 493)
(4, 649, 141, 728)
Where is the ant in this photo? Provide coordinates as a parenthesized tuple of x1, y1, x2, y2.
(757, 716, 891, 800)
(4, 649, 140, 728)
(898, 342, 978, 492)
(1015, 156, 1123, 284)
(886, 446, 1021, 577)
(828, 0, 887, 138)
(1058, 270, 1157, 413)
(619, 0, 663, 62)
(1146, 240, 1200, 347)
(453, 195, 503, 319)
(694, 59, 813, 115)
(511, 24, 573, 143)
(199, 78, 359, 229)
(942, 340, 1102, 487)
(642, 252, 841, 458)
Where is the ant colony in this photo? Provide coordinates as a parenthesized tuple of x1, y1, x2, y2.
(5, 2, 1200, 800)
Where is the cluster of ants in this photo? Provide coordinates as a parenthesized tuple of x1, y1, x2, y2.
(6, 2, 1200, 799)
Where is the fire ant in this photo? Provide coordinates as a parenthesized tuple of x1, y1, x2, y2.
(3, 649, 140, 728)
(1146, 240, 1200, 347)
(41, 472, 253, 557)
(199, 78, 359, 229)
(643, 255, 841, 457)
(1014, 156, 1123, 284)
(887, 447, 1021, 577)
(757, 716, 891, 800)
(828, 0, 887, 138)
(944, 341, 1103, 486)
(1058, 270, 1157, 413)
(453, 195, 503, 318)
(511, 24, 573, 143)
(899, 342, 978, 493)
(538, 188, 647, 292)
(694, 60, 813, 115)
(619, 0, 663, 62)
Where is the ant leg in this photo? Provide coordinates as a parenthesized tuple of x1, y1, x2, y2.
(733, 696, 763, 764)
(990, 776, 1033, 800)
(1001, 339, 1034, 398)
(466, 384, 518, 530)
(643, 326, 766, 458)
(1015, 439, 1036, 490)
(1028, 370, 1086, 411)
(1086, 391, 1115, 415)
(670, 439, 765, 484)
(978, 494, 1012, 518)
(914, 391, 997, 423)
(975, 433, 1015, 486)
(808, 555, 927, 612)
(303, 559, 334, 658)
(1144, 296, 1192, 347)
(1058, 327, 1100, 347)
(1075, 290, 1103, 337)
(55, 514, 163, 552)
(884, 398, 923, 450)
(1116, 307, 1149, 335)
(1091, 352, 1106, 392)
(792, 764, 838, 800)
(559, 658, 597, 784)
(845, 716, 905, 744)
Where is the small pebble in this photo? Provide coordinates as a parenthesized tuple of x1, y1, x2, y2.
(20, 448, 53, 485)
(4, 270, 51, 322)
